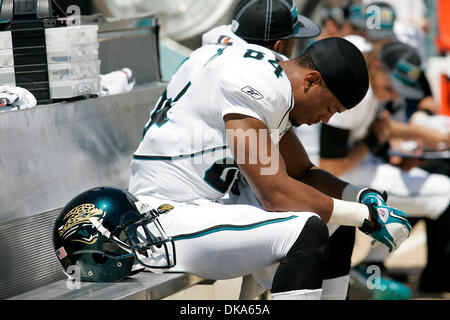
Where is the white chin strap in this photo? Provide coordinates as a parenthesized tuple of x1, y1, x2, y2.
(137, 252, 172, 274)
(89, 217, 175, 270)
(89, 217, 133, 254)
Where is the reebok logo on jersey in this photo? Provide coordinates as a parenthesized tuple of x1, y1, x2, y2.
(241, 86, 263, 100)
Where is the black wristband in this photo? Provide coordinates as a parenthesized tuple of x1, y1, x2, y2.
(361, 133, 380, 153)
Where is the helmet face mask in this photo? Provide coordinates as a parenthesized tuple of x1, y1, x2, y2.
(98, 204, 177, 270)
(53, 187, 176, 282)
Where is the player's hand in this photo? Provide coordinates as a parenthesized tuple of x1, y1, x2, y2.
(370, 111, 392, 145)
(359, 204, 411, 253)
(389, 156, 427, 172)
(359, 188, 388, 207)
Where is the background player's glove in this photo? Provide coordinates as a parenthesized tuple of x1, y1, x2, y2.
(359, 188, 388, 207)
(359, 204, 411, 253)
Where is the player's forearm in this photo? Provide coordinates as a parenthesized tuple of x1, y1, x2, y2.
(256, 175, 334, 222)
(389, 120, 449, 149)
(388, 119, 430, 140)
(388, 120, 413, 138)
(319, 143, 370, 176)
(297, 165, 348, 199)
(255, 173, 369, 226)
(295, 167, 372, 225)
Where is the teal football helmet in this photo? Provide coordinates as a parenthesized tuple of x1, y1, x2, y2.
(53, 186, 176, 282)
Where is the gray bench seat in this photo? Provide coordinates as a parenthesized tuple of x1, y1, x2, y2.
(10, 271, 208, 300)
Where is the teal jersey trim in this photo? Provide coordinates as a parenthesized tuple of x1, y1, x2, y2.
(205, 47, 227, 66)
(133, 145, 228, 161)
(173, 215, 298, 241)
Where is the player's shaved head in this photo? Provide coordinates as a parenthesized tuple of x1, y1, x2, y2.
(294, 51, 318, 71)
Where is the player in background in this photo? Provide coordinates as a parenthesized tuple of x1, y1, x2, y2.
(202, 0, 320, 59)
(298, 35, 450, 297)
(299, 0, 450, 297)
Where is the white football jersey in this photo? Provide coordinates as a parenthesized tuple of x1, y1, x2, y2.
(202, 24, 289, 61)
(129, 43, 293, 202)
(202, 24, 248, 47)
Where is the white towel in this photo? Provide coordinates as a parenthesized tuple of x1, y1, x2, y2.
(100, 68, 136, 96)
(0, 86, 37, 112)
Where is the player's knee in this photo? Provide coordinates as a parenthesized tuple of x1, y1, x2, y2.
(296, 215, 329, 264)
(271, 216, 329, 292)
(286, 215, 329, 269)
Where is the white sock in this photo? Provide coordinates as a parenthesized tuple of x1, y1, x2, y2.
(271, 289, 322, 300)
(321, 275, 350, 300)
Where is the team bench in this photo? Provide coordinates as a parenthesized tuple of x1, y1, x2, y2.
(10, 269, 212, 300)
(0, 83, 221, 300)
(0, 83, 266, 300)
(1, 203, 217, 300)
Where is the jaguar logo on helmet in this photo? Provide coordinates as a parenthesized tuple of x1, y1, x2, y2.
(157, 204, 174, 214)
(53, 187, 176, 282)
(58, 203, 106, 241)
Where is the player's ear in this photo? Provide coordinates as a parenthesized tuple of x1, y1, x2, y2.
(303, 71, 322, 93)
(272, 40, 284, 54)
